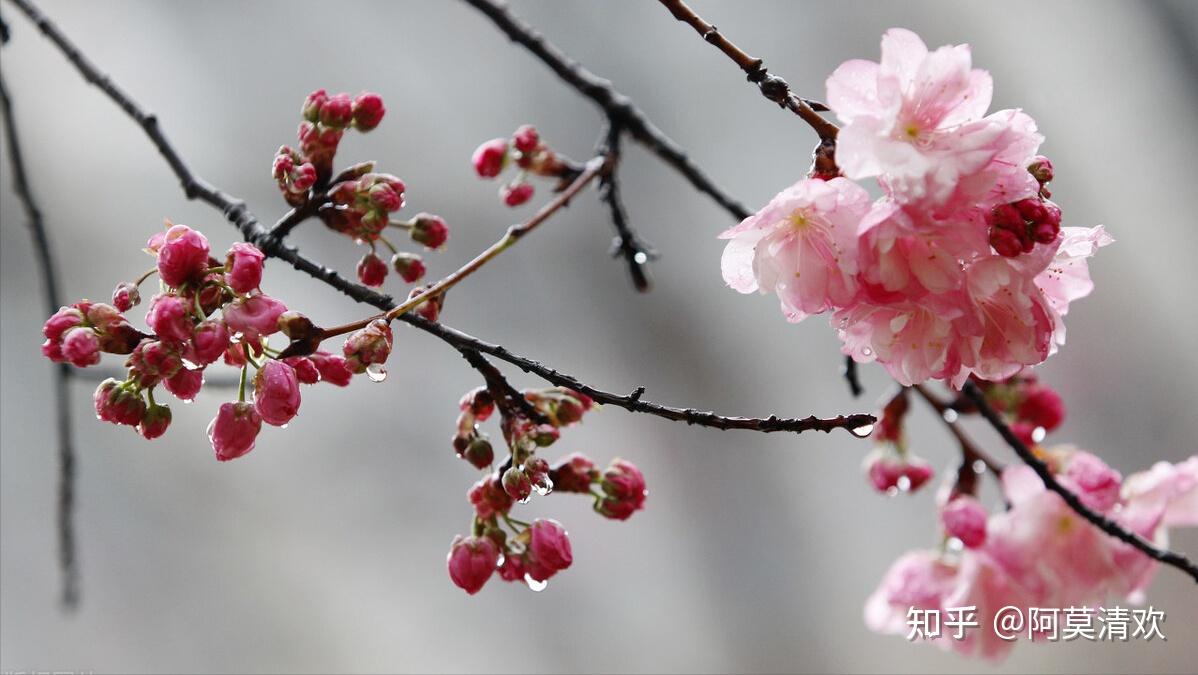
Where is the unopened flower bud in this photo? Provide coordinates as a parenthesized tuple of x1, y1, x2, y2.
(989, 226, 1023, 258)
(410, 213, 449, 249)
(112, 282, 141, 312)
(526, 518, 572, 581)
(146, 293, 194, 343)
(391, 251, 426, 284)
(156, 224, 211, 287)
(472, 138, 509, 178)
(319, 92, 353, 128)
(356, 252, 389, 288)
(351, 92, 386, 131)
(446, 535, 499, 595)
(138, 401, 172, 440)
(225, 242, 265, 294)
(302, 89, 328, 123)
(253, 360, 301, 427)
(208, 401, 262, 461)
(309, 350, 353, 386)
(941, 495, 987, 548)
(502, 466, 533, 501)
(190, 320, 231, 366)
(1062, 451, 1122, 512)
(462, 437, 494, 470)
(61, 327, 101, 367)
(459, 386, 495, 421)
(512, 125, 540, 154)
(550, 453, 598, 493)
(597, 458, 647, 520)
(283, 356, 321, 384)
(500, 182, 534, 207)
(43, 306, 84, 341)
(165, 367, 204, 402)
(343, 319, 393, 374)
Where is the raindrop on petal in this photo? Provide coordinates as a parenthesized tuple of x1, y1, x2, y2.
(365, 364, 387, 382)
(524, 574, 547, 592)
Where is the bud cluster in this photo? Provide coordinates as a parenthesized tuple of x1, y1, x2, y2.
(471, 125, 575, 207)
(273, 90, 450, 290)
(986, 156, 1061, 258)
(446, 385, 646, 594)
(41, 223, 371, 457)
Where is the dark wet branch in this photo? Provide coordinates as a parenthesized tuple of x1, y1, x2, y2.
(596, 120, 656, 292)
(0, 63, 79, 610)
(961, 381, 1198, 583)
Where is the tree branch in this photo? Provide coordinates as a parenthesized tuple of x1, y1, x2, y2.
(656, 0, 839, 142)
(960, 381, 1198, 583)
(0, 63, 79, 610)
(596, 120, 657, 292)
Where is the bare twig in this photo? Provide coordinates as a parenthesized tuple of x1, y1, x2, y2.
(842, 355, 863, 398)
(961, 381, 1198, 583)
(596, 121, 656, 292)
(0, 64, 79, 610)
(910, 384, 1004, 490)
(656, 0, 839, 141)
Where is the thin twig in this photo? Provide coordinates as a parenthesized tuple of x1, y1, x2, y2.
(458, 348, 546, 425)
(961, 381, 1198, 583)
(656, 0, 839, 141)
(0, 64, 79, 610)
(842, 355, 863, 398)
(596, 121, 656, 292)
(460, 0, 752, 221)
(911, 384, 1003, 480)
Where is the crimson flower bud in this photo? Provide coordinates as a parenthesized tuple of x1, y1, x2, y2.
(500, 182, 534, 207)
(43, 306, 84, 341)
(93, 378, 124, 423)
(512, 125, 539, 154)
(165, 367, 204, 402)
(301, 89, 328, 123)
(225, 242, 265, 294)
(502, 466, 533, 502)
(127, 339, 183, 388)
(343, 319, 393, 374)
(410, 213, 449, 249)
(283, 356, 321, 384)
(138, 401, 172, 440)
(319, 92, 353, 128)
(356, 252, 389, 288)
(309, 350, 353, 386)
(472, 138, 509, 178)
(368, 182, 404, 212)
(156, 224, 211, 287)
(224, 293, 288, 343)
(526, 519, 572, 582)
(146, 293, 194, 343)
(468, 474, 513, 519)
(497, 553, 527, 583)
(407, 286, 444, 322)
(459, 386, 495, 421)
(106, 385, 147, 427)
(1018, 384, 1065, 431)
(253, 360, 301, 427)
(446, 535, 499, 595)
(352, 92, 386, 131)
(190, 320, 230, 366)
(60, 327, 101, 367)
(208, 401, 262, 461)
(989, 226, 1023, 258)
(549, 453, 598, 493)
(390, 251, 426, 284)
(941, 495, 987, 548)
(597, 458, 647, 520)
(112, 282, 141, 312)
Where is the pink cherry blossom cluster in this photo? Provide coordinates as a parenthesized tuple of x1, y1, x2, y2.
(272, 90, 450, 289)
(866, 450, 1198, 660)
(40, 223, 393, 458)
(446, 386, 646, 594)
(471, 125, 575, 207)
(720, 29, 1112, 386)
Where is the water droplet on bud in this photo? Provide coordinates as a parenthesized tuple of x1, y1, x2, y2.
(1031, 426, 1046, 443)
(365, 364, 387, 382)
(862, 347, 873, 357)
(849, 422, 875, 438)
(896, 475, 912, 492)
(524, 574, 547, 592)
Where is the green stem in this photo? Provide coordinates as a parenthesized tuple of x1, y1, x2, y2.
(238, 365, 248, 402)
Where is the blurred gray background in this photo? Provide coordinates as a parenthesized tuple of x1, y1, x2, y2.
(2, 1, 1196, 673)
